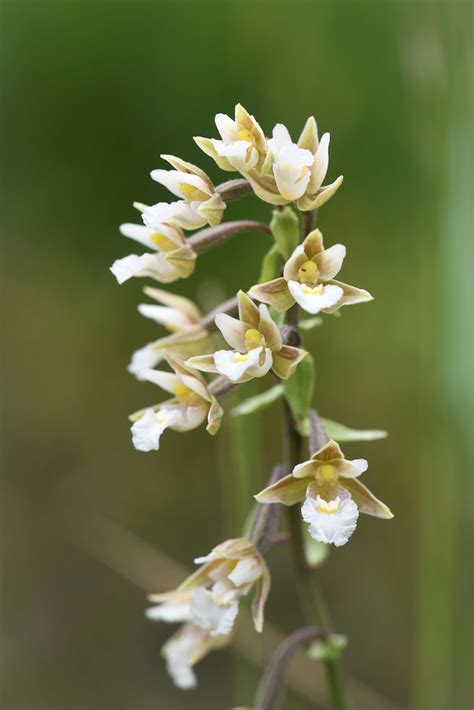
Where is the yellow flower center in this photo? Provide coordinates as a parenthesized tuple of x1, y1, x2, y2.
(173, 382, 201, 405)
(155, 413, 167, 425)
(237, 129, 254, 143)
(150, 232, 177, 252)
(302, 284, 324, 296)
(180, 183, 210, 201)
(244, 328, 266, 351)
(316, 498, 340, 514)
(234, 353, 249, 363)
(315, 464, 338, 486)
(298, 260, 320, 285)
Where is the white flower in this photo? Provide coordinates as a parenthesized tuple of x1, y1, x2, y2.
(287, 281, 344, 314)
(145, 596, 193, 623)
(131, 407, 183, 452)
(213, 346, 273, 383)
(301, 493, 359, 547)
(137, 304, 195, 330)
(267, 124, 314, 201)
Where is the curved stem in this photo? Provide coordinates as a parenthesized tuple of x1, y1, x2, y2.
(216, 178, 253, 202)
(189, 220, 271, 254)
(254, 625, 326, 710)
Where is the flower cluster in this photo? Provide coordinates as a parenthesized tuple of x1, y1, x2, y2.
(112, 104, 393, 691)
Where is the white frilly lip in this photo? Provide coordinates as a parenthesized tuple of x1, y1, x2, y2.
(287, 281, 343, 314)
(213, 347, 273, 382)
(190, 587, 239, 637)
(301, 493, 359, 547)
(131, 407, 183, 452)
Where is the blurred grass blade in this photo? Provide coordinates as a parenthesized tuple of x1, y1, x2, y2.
(321, 418, 388, 442)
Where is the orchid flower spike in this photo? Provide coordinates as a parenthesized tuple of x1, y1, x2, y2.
(255, 439, 393, 547)
(194, 103, 267, 174)
(129, 353, 223, 452)
(149, 154, 226, 228)
(250, 228, 373, 314)
(186, 290, 306, 383)
(128, 287, 210, 380)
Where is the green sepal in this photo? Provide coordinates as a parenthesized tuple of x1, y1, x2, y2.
(231, 384, 284, 417)
(283, 353, 315, 431)
(321, 418, 388, 442)
(258, 243, 283, 283)
(270, 206, 300, 260)
(308, 634, 348, 662)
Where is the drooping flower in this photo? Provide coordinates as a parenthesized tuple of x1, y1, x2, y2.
(150, 154, 226, 228)
(129, 353, 223, 451)
(146, 591, 230, 690)
(255, 440, 393, 547)
(110, 204, 196, 285)
(186, 291, 306, 383)
(128, 287, 210, 380)
(249, 229, 372, 314)
(194, 104, 267, 174)
(245, 116, 343, 209)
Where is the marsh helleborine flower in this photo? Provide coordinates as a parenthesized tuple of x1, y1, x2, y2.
(187, 290, 306, 383)
(255, 440, 393, 546)
(249, 229, 372, 315)
(129, 353, 223, 451)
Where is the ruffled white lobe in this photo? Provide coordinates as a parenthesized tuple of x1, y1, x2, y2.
(288, 281, 343, 314)
(131, 407, 183, 452)
(301, 494, 359, 547)
(110, 253, 170, 284)
(143, 200, 206, 231)
(145, 600, 192, 623)
(211, 139, 258, 172)
(162, 625, 205, 689)
(190, 587, 239, 637)
(228, 557, 262, 587)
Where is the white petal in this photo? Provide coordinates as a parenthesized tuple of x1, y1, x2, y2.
(287, 281, 343, 314)
(310, 132, 330, 192)
(214, 313, 247, 350)
(127, 342, 164, 380)
(214, 347, 272, 383)
(301, 494, 359, 547)
(215, 113, 238, 142)
(267, 123, 293, 153)
(119, 223, 157, 250)
(137, 304, 192, 330)
(227, 557, 262, 587)
(190, 587, 239, 637)
(273, 145, 313, 201)
(316, 244, 346, 281)
(146, 601, 192, 623)
(162, 625, 205, 689)
(174, 404, 208, 431)
(140, 369, 181, 393)
(131, 408, 182, 452)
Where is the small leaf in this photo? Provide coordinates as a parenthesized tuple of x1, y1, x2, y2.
(283, 353, 315, 429)
(258, 244, 283, 283)
(305, 537, 329, 568)
(299, 316, 323, 331)
(231, 384, 284, 417)
(308, 634, 348, 662)
(270, 206, 300, 260)
(322, 418, 388, 442)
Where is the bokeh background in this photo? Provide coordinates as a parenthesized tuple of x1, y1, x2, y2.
(1, 1, 472, 709)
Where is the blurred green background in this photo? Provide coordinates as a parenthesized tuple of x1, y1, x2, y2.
(1, 1, 472, 708)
